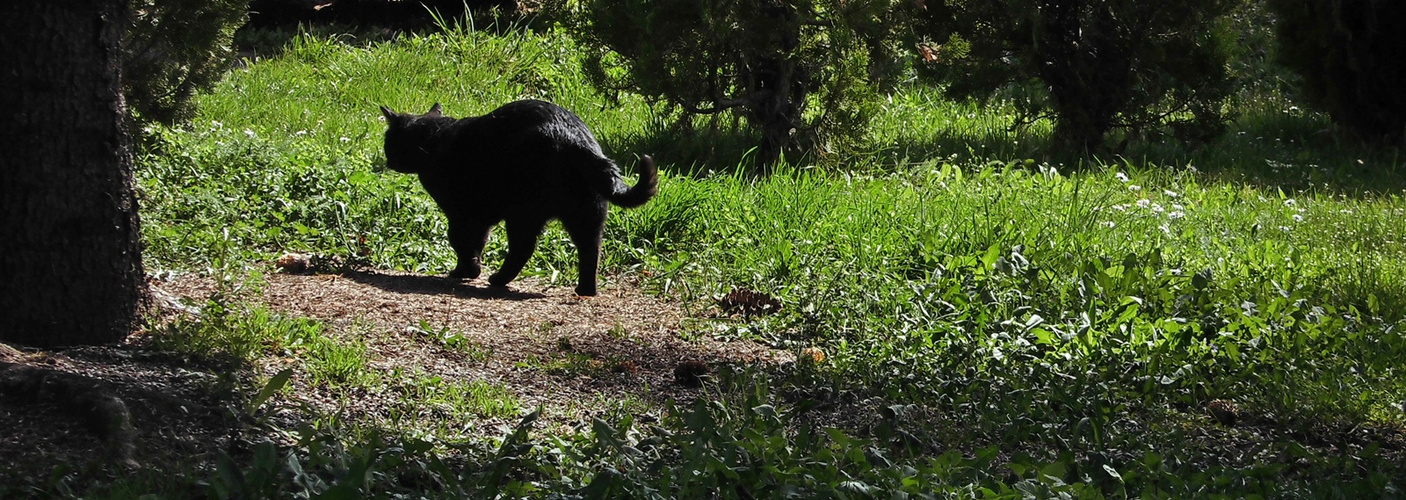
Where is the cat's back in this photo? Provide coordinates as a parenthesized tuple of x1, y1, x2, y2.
(482, 99, 585, 127)
(466, 100, 601, 153)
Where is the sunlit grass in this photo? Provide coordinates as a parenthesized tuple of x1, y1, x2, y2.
(122, 23, 1406, 497)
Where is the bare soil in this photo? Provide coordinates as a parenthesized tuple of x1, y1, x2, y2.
(0, 269, 788, 492)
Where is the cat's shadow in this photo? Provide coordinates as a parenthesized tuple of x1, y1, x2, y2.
(341, 269, 545, 301)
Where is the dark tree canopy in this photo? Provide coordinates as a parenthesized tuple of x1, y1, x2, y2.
(910, 0, 1237, 152)
(123, 0, 250, 124)
(1269, 0, 1406, 144)
(570, 0, 906, 166)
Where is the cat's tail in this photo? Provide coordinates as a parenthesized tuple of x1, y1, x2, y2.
(606, 155, 658, 208)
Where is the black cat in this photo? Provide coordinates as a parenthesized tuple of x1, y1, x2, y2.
(379, 100, 657, 296)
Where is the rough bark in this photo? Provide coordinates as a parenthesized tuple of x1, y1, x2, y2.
(0, 1, 148, 347)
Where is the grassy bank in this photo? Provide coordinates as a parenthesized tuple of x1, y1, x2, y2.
(107, 22, 1406, 497)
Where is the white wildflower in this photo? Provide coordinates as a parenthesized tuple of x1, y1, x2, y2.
(243, 129, 256, 138)
(340, 137, 351, 143)
(1102, 221, 1116, 228)
(1163, 189, 1179, 198)
(1168, 211, 1185, 220)
(1283, 198, 1296, 207)
(1292, 214, 1304, 222)
(1128, 184, 1142, 192)
(1115, 172, 1129, 183)
(1136, 199, 1151, 208)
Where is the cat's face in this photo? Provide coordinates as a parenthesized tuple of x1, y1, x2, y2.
(379, 104, 445, 174)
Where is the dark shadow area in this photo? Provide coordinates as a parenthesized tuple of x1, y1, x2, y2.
(229, 5, 1406, 196)
(1174, 112, 1406, 196)
(235, 0, 543, 59)
(878, 128, 1058, 170)
(599, 100, 1063, 178)
(246, 0, 515, 30)
(0, 343, 272, 496)
(602, 118, 770, 179)
(341, 269, 546, 300)
(600, 86, 1406, 197)
(840, 109, 1406, 198)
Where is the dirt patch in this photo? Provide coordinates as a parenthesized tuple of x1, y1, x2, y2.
(165, 269, 791, 428)
(1, 269, 786, 491)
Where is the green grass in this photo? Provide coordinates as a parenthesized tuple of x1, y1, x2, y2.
(407, 320, 494, 361)
(393, 372, 521, 421)
(116, 22, 1406, 498)
(147, 282, 375, 391)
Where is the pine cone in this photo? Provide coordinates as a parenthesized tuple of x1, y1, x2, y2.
(718, 288, 782, 317)
(1207, 399, 1239, 426)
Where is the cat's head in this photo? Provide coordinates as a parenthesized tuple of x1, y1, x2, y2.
(379, 103, 447, 174)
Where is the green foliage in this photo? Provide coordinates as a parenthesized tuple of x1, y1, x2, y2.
(148, 293, 319, 367)
(911, 0, 1237, 152)
(148, 282, 372, 389)
(1267, 0, 1406, 144)
(568, 0, 907, 166)
(115, 25, 1406, 498)
(395, 375, 522, 420)
(73, 367, 1404, 498)
(644, 163, 1406, 495)
(137, 26, 657, 279)
(408, 320, 494, 360)
(123, 0, 250, 124)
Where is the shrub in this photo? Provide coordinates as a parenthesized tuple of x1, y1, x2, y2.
(910, 0, 1237, 153)
(1268, 0, 1406, 144)
(243, 0, 518, 29)
(568, 0, 907, 167)
(123, 0, 251, 124)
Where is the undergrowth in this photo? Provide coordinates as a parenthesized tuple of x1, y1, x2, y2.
(100, 19, 1406, 498)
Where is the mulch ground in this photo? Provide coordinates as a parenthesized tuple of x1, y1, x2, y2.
(0, 269, 790, 490)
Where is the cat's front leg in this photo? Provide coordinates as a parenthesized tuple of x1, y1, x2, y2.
(488, 217, 544, 288)
(447, 218, 492, 280)
(447, 261, 480, 280)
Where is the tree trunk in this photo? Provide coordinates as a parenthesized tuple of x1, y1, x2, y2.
(1036, 0, 1132, 153)
(0, 1, 148, 347)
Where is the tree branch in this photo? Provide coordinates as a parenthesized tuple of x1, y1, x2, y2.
(678, 91, 772, 115)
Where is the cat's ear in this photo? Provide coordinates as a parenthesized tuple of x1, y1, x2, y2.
(427, 103, 443, 117)
(379, 105, 396, 120)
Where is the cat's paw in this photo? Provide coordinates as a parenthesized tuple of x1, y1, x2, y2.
(487, 272, 513, 287)
(448, 263, 481, 280)
(574, 284, 598, 296)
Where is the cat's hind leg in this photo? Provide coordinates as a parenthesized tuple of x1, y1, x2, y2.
(562, 215, 605, 296)
(447, 218, 493, 280)
(487, 217, 546, 288)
